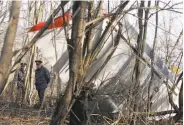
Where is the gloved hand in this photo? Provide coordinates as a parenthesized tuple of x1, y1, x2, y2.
(47, 83, 51, 88)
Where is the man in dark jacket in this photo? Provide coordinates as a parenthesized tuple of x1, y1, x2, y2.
(35, 60, 50, 107)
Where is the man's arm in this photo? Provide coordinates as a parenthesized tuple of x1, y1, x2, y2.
(44, 67, 50, 84)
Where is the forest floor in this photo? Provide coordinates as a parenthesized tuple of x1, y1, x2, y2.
(0, 101, 51, 125)
(0, 101, 69, 125)
(0, 101, 182, 125)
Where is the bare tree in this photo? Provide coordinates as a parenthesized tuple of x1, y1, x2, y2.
(0, 1, 182, 125)
(148, 0, 159, 112)
(0, 1, 22, 94)
(50, 1, 129, 124)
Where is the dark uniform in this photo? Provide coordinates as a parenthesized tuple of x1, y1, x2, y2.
(13, 67, 26, 104)
(35, 66, 50, 105)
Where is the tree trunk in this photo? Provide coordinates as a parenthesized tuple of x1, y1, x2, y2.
(24, 45, 35, 104)
(0, 1, 21, 94)
(50, 2, 86, 125)
(132, 1, 144, 112)
(148, 1, 158, 112)
(173, 72, 183, 122)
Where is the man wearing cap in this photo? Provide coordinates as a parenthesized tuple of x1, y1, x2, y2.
(13, 62, 27, 105)
(35, 60, 50, 107)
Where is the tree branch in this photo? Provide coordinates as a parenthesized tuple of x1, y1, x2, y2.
(12, 1, 68, 68)
(148, 0, 159, 112)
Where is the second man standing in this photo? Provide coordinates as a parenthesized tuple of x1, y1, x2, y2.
(35, 60, 50, 107)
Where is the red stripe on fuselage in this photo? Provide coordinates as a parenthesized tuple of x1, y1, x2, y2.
(28, 12, 72, 32)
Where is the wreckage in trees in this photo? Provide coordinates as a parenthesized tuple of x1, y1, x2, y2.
(26, 10, 182, 124)
(1, 1, 181, 124)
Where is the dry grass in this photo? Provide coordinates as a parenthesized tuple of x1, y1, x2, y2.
(0, 115, 51, 125)
(0, 100, 53, 125)
(0, 100, 182, 125)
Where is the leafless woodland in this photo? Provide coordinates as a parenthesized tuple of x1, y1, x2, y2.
(0, 1, 183, 125)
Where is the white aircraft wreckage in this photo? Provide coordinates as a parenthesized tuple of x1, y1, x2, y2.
(19, 5, 182, 123)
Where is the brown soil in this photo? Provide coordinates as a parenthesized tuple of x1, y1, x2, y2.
(0, 101, 53, 125)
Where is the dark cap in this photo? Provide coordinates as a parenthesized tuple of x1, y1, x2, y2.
(20, 63, 27, 65)
(35, 60, 43, 63)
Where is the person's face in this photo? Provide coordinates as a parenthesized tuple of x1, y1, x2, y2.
(36, 62, 42, 69)
(21, 64, 26, 69)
